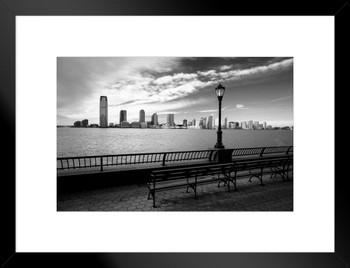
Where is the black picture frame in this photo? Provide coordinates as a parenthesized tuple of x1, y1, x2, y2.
(1, 1, 345, 267)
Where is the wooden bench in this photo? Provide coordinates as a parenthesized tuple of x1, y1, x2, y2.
(148, 163, 236, 207)
(231, 155, 293, 186)
(148, 154, 293, 208)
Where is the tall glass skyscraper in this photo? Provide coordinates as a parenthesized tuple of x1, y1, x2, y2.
(167, 114, 175, 126)
(207, 115, 213, 129)
(120, 110, 127, 125)
(139, 110, 145, 123)
(99, 96, 108, 127)
(151, 113, 158, 125)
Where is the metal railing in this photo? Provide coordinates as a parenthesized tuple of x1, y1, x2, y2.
(57, 149, 216, 171)
(57, 146, 293, 171)
(231, 146, 293, 158)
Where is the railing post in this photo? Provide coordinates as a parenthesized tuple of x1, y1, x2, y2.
(260, 147, 266, 157)
(100, 156, 103, 171)
(162, 153, 167, 166)
(208, 150, 214, 162)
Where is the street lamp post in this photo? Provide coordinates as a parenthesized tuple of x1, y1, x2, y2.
(214, 83, 225, 149)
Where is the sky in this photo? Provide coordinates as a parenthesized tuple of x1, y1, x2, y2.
(57, 57, 293, 127)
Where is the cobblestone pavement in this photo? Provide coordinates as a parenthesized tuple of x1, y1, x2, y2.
(57, 175, 293, 211)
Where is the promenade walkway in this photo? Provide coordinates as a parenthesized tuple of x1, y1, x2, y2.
(57, 174, 293, 211)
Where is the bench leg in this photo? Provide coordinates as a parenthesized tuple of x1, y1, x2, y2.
(259, 175, 264, 186)
(250, 169, 264, 186)
(148, 190, 156, 208)
(152, 191, 157, 208)
(217, 179, 227, 188)
(232, 177, 237, 191)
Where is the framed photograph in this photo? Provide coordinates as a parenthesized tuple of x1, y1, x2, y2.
(2, 0, 343, 267)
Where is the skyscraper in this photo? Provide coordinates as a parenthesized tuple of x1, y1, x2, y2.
(183, 119, 188, 127)
(192, 118, 196, 126)
(207, 115, 213, 129)
(248, 120, 253, 130)
(201, 117, 207, 129)
(151, 113, 158, 125)
(224, 117, 228, 129)
(254, 121, 259, 129)
(167, 114, 175, 126)
(99, 96, 108, 128)
(139, 110, 145, 123)
(120, 110, 127, 125)
(263, 122, 267, 129)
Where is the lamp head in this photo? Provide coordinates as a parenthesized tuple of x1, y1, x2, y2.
(215, 83, 225, 98)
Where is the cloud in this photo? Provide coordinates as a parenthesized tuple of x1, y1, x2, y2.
(198, 109, 217, 113)
(153, 73, 198, 85)
(219, 65, 233, 71)
(57, 57, 182, 115)
(270, 95, 293, 102)
(196, 58, 293, 84)
(197, 70, 217, 77)
(236, 104, 245, 109)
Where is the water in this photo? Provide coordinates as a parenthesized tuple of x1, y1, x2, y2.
(57, 128, 293, 157)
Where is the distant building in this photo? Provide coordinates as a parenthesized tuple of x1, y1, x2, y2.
(248, 120, 253, 130)
(99, 96, 108, 128)
(199, 118, 204, 128)
(109, 123, 114, 127)
(131, 121, 141, 128)
(167, 114, 175, 126)
(183, 119, 188, 127)
(228, 121, 235, 129)
(139, 110, 145, 123)
(207, 116, 213, 129)
(73, 121, 81, 127)
(215, 118, 219, 128)
(224, 117, 228, 129)
(81, 119, 88, 127)
(192, 118, 196, 126)
(199, 117, 206, 129)
(120, 121, 130, 128)
(140, 122, 147, 128)
(254, 121, 259, 129)
(120, 110, 127, 125)
(242, 121, 249, 129)
(151, 113, 158, 125)
(89, 123, 99, 128)
(263, 122, 267, 129)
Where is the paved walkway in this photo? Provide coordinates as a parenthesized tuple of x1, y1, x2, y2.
(57, 173, 293, 211)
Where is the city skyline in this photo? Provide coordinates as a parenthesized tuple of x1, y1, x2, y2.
(72, 105, 288, 130)
(57, 57, 293, 127)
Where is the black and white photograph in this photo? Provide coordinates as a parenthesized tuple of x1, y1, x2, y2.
(57, 57, 293, 211)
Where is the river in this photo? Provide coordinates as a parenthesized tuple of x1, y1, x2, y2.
(57, 128, 293, 157)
